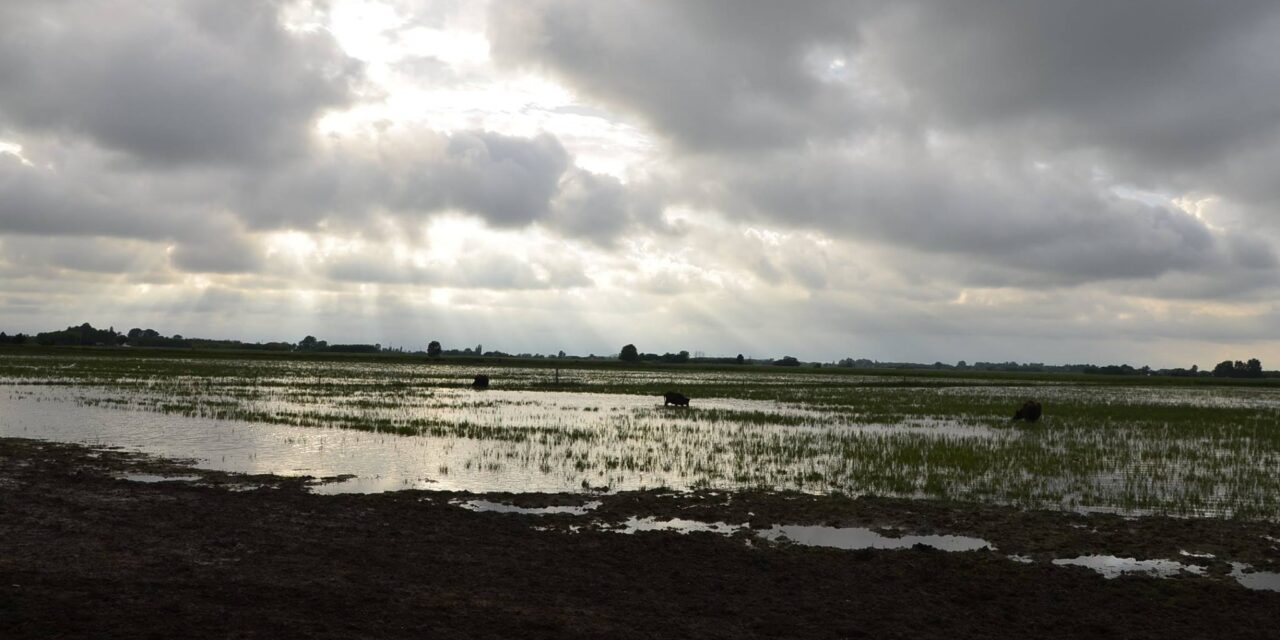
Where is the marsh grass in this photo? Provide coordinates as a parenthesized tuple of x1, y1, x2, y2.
(3, 351, 1279, 519)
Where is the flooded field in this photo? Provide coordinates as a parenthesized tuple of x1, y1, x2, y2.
(3, 352, 1280, 520)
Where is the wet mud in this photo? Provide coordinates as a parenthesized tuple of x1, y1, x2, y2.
(2, 437, 1277, 639)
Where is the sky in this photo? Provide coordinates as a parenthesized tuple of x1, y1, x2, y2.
(1, 0, 1278, 367)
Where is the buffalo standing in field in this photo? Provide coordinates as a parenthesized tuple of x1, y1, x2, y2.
(664, 391, 690, 407)
(1012, 400, 1042, 422)
(472, 375, 490, 389)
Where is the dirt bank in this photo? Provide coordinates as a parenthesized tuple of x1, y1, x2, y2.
(1, 437, 1277, 639)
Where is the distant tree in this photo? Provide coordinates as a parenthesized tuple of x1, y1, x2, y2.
(736, 354, 745, 365)
(1212, 360, 1234, 377)
(427, 340, 442, 357)
(558, 350, 566, 358)
(1247, 358, 1263, 378)
(127, 328, 143, 340)
(1190, 364, 1199, 374)
(774, 356, 801, 366)
(475, 344, 483, 355)
(298, 335, 319, 351)
(956, 360, 967, 369)
(619, 344, 639, 362)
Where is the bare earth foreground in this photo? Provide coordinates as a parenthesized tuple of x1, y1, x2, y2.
(2, 438, 1277, 639)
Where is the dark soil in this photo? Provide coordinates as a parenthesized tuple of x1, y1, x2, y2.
(2, 437, 1277, 639)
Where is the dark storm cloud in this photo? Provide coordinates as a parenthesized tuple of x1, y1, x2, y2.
(490, 0, 1280, 288)
(0, 236, 165, 281)
(0, 0, 360, 166)
(549, 169, 663, 244)
(0, 148, 268, 273)
(169, 233, 265, 275)
(0, 152, 164, 238)
(692, 148, 1273, 286)
(857, 0, 1280, 210)
(490, 1, 1280, 169)
(237, 129, 658, 241)
(1, 127, 656, 277)
(865, 2, 1280, 167)
(490, 0, 870, 151)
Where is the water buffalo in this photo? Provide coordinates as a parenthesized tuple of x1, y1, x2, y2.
(472, 374, 490, 389)
(1012, 400, 1042, 422)
(663, 391, 690, 407)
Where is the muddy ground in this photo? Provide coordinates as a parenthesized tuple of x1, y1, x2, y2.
(1, 437, 1277, 639)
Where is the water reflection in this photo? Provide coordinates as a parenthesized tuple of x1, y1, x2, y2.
(614, 516, 744, 535)
(1229, 563, 1280, 592)
(117, 473, 201, 483)
(759, 524, 992, 552)
(1051, 555, 1205, 579)
(0, 390, 587, 493)
(459, 500, 601, 516)
(0, 386, 1006, 496)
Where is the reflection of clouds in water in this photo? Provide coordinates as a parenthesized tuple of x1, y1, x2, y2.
(760, 524, 991, 552)
(1052, 555, 1205, 579)
(0, 389, 517, 490)
(0, 385, 999, 496)
(1230, 563, 1280, 593)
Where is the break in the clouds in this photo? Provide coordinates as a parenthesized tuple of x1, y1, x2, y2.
(1, 0, 1278, 367)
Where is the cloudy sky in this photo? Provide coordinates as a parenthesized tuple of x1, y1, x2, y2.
(2, 0, 1278, 366)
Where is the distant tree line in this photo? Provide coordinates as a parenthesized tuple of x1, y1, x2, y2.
(8, 322, 293, 351)
(2, 324, 1274, 379)
(618, 344, 805, 367)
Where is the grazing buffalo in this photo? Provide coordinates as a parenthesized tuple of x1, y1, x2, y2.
(664, 391, 690, 407)
(472, 374, 490, 389)
(1012, 400, 1042, 422)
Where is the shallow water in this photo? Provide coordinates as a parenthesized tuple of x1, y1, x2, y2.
(759, 524, 993, 552)
(614, 516, 745, 535)
(0, 385, 1006, 496)
(0, 389, 587, 493)
(117, 473, 201, 483)
(1052, 555, 1206, 579)
(1229, 563, 1280, 592)
(459, 500, 601, 516)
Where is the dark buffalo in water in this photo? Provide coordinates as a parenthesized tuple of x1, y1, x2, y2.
(664, 391, 690, 407)
(1012, 400, 1042, 422)
(472, 375, 490, 389)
